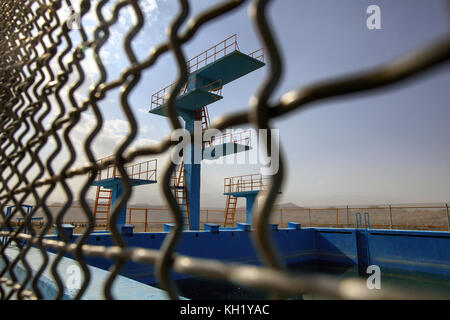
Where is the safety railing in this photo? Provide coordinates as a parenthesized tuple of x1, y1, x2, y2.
(127, 208, 149, 232)
(205, 129, 252, 148)
(5, 204, 448, 232)
(29, 204, 449, 233)
(274, 204, 450, 231)
(150, 76, 196, 110)
(18, 203, 450, 234)
(224, 173, 269, 194)
(187, 34, 240, 73)
(150, 76, 223, 110)
(249, 48, 265, 62)
(95, 157, 157, 182)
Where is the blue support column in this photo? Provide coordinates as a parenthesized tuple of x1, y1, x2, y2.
(184, 112, 202, 230)
(245, 193, 257, 225)
(185, 162, 201, 230)
(110, 182, 127, 230)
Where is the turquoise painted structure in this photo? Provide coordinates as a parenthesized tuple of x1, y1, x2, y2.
(223, 188, 280, 225)
(1, 204, 33, 245)
(224, 190, 259, 224)
(92, 177, 156, 232)
(149, 48, 265, 230)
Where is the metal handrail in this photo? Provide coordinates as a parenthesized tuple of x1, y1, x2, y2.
(364, 212, 371, 229)
(150, 76, 223, 110)
(95, 157, 157, 182)
(224, 173, 268, 194)
(206, 129, 251, 148)
(249, 47, 265, 62)
(355, 212, 362, 229)
(187, 34, 240, 73)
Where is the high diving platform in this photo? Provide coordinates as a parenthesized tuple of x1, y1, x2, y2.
(223, 174, 281, 227)
(149, 34, 264, 117)
(92, 157, 157, 188)
(147, 34, 265, 230)
(91, 157, 157, 232)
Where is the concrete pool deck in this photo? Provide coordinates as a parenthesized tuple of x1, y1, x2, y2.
(1, 245, 175, 299)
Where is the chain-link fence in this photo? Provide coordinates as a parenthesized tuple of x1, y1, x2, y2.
(1, 0, 450, 300)
(14, 203, 447, 233)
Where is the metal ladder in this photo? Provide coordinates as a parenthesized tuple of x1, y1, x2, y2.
(93, 186, 112, 230)
(356, 211, 371, 229)
(195, 106, 211, 133)
(224, 195, 238, 227)
(223, 179, 240, 227)
(173, 161, 190, 229)
(355, 212, 371, 276)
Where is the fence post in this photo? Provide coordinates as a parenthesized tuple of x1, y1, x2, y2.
(207, 209, 209, 223)
(389, 205, 393, 230)
(308, 208, 311, 226)
(346, 206, 349, 227)
(145, 208, 148, 233)
(280, 208, 283, 227)
(446, 203, 450, 232)
(336, 208, 339, 228)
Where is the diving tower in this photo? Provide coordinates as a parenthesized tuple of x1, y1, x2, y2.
(149, 34, 265, 230)
(91, 156, 157, 232)
(1, 204, 34, 245)
(223, 173, 270, 227)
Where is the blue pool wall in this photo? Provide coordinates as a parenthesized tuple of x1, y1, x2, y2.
(44, 223, 450, 286)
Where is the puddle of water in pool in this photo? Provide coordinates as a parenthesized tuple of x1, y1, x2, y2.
(159, 263, 450, 300)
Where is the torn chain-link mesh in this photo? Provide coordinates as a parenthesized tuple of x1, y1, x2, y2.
(0, 0, 449, 300)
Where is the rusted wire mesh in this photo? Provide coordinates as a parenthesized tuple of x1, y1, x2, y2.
(0, 0, 449, 300)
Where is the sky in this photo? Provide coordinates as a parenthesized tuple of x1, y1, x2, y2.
(25, 0, 450, 208)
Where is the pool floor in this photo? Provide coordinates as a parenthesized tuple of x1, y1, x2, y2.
(159, 263, 450, 300)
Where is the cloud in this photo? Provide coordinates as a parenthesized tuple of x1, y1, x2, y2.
(105, 119, 131, 133)
(71, 113, 159, 161)
(142, 0, 158, 13)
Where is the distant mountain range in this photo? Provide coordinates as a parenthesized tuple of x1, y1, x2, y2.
(46, 200, 304, 210)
